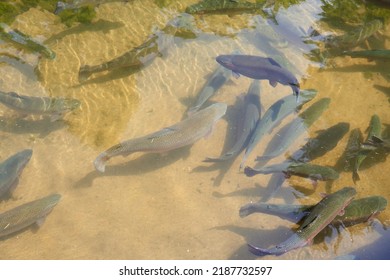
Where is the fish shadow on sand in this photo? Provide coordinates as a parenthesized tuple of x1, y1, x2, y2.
(74, 146, 191, 188)
(374, 85, 390, 101)
(212, 224, 295, 259)
(45, 20, 125, 45)
(0, 116, 66, 137)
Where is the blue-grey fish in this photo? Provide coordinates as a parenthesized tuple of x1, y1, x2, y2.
(204, 80, 261, 162)
(188, 65, 232, 115)
(239, 89, 317, 169)
(94, 103, 227, 172)
(0, 194, 61, 238)
(255, 98, 330, 166)
(0, 149, 32, 199)
(0, 23, 55, 59)
(216, 54, 300, 100)
(0, 91, 81, 121)
(244, 161, 339, 182)
(343, 49, 390, 60)
(248, 187, 356, 256)
(54, 0, 128, 14)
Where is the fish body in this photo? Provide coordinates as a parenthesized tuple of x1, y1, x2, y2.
(325, 19, 383, 50)
(240, 196, 387, 226)
(185, 0, 264, 14)
(248, 187, 357, 256)
(289, 122, 350, 162)
(0, 23, 55, 59)
(204, 80, 261, 162)
(343, 49, 390, 60)
(256, 98, 331, 165)
(239, 89, 317, 169)
(353, 114, 382, 182)
(0, 149, 32, 199)
(244, 161, 339, 181)
(0, 194, 61, 238)
(188, 65, 232, 114)
(94, 103, 227, 172)
(216, 54, 300, 99)
(55, 0, 127, 14)
(79, 14, 195, 81)
(0, 91, 81, 121)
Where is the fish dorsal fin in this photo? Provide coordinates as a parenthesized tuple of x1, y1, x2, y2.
(147, 127, 177, 140)
(8, 92, 22, 99)
(267, 57, 282, 68)
(300, 215, 318, 230)
(370, 135, 384, 144)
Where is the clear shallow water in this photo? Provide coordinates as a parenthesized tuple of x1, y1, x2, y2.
(0, 0, 389, 259)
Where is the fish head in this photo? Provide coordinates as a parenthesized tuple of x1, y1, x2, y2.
(5, 149, 33, 176)
(298, 89, 318, 103)
(216, 55, 236, 71)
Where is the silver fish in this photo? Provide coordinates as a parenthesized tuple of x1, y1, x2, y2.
(0, 149, 32, 199)
(0, 91, 81, 121)
(0, 194, 61, 238)
(239, 89, 317, 169)
(204, 80, 261, 162)
(94, 103, 227, 172)
(255, 98, 330, 166)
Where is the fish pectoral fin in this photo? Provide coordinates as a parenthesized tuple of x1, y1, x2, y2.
(232, 71, 240, 79)
(338, 209, 345, 216)
(35, 217, 47, 228)
(269, 80, 278, 87)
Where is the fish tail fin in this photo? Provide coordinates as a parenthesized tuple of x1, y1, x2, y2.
(244, 166, 259, 177)
(79, 65, 93, 82)
(247, 243, 271, 256)
(94, 153, 110, 173)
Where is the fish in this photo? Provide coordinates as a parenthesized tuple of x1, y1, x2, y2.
(0, 91, 81, 121)
(244, 161, 340, 183)
(289, 122, 350, 163)
(255, 98, 331, 166)
(204, 80, 261, 162)
(239, 89, 317, 169)
(0, 149, 32, 199)
(185, 0, 264, 14)
(325, 19, 383, 50)
(0, 194, 61, 239)
(247, 186, 356, 256)
(353, 114, 382, 182)
(240, 196, 387, 227)
(54, 0, 128, 14)
(78, 14, 195, 82)
(216, 54, 300, 101)
(188, 65, 232, 115)
(343, 49, 390, 60)
(94, 103, 227, 172)
(0, 23, 55, 59)
(216, 54, 300, 100)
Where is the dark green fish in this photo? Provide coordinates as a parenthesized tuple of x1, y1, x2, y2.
(289, 122, 350, 162)
(0, 194, 61, 239)
(255, 98, 331, 166)
(0, 149, 32, 199)
(0, 91, 81, 121)
(185, 0, 265, 14)
(188, 65, 232, 114)
(0, 23, 55, 59)
(325, 19, 383, 50)
(248, 187, 356, 256)
(343, 49, 390, 60)
(55, 0, 128, 14)
(240, 196, 387, 227)
(353, 114, 382, 182)
(239, 89, 318, 169)
(204, 80, 261, 162)
(244, 161, 339, 182)
(78, 14, 195, 82)
(94, 103, 227, 172)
